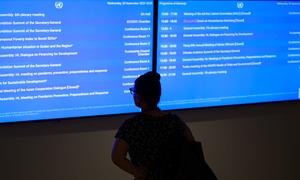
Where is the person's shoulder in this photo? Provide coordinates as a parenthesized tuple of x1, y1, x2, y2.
(164, 112, 181, 121)
(122, 113, 144, 126)
(164, 113, 187, 127)
(115, 114, 142, 140)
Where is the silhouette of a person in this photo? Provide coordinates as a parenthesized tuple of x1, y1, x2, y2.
(112, 71, 194, 180)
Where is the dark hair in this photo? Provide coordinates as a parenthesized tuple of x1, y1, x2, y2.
(134, 71, 161, 108)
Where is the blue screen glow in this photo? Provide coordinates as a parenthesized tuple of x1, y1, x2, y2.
(157, 0, 300, 110)
(0, 0, 153, 123)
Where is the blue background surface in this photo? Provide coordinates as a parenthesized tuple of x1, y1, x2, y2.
(0, 0, 153, 123)
(157, 1, 300, 110)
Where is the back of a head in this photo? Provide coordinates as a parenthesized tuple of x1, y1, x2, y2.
(134, 71, 161, 108)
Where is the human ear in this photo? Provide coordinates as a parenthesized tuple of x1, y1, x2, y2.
(134, 94, 142, 107)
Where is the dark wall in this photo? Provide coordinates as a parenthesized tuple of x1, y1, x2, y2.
(0, 101, 299, 180)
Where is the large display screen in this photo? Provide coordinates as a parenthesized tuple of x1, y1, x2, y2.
(157, 1, 300, 110)
(0, 0, 153, 123)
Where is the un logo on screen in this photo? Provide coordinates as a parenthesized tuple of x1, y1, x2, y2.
(55, 1, 64, 9)
(237, 2, 244, 9)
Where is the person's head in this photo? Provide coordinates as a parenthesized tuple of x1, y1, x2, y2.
(130, 71, 161, 110)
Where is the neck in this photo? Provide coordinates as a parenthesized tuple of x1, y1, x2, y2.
(141, 106, 160, 113)
(141, 106, 167, 117)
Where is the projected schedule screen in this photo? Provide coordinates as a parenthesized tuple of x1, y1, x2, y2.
(158, 1, 300, 110)
(0, 0, 153, 123)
